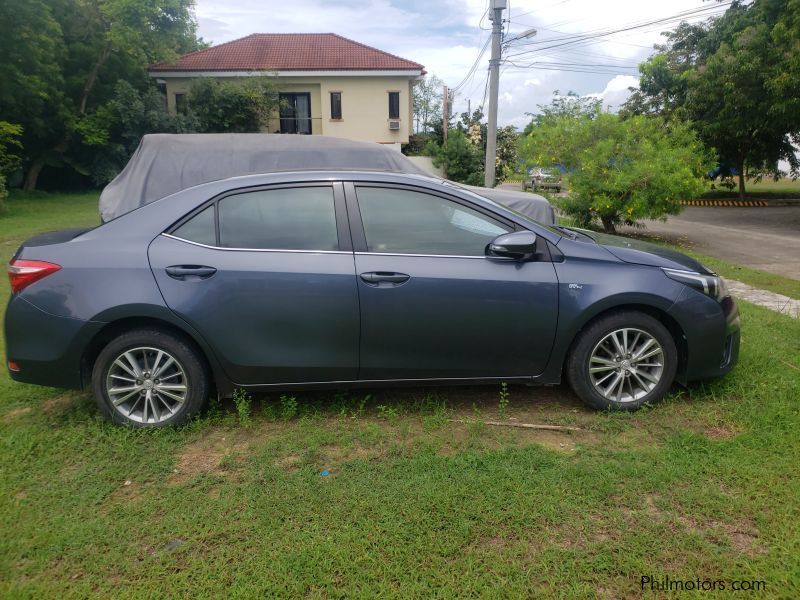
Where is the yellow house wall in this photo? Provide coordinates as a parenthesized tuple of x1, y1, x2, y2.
(161, 75, 415, 145)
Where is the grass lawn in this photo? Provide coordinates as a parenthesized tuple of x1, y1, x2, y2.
(2, 192, 799, 597)
(701, 178, 800, 200)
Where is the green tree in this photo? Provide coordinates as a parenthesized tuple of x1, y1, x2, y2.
(428, 129, 485, 186)
(78, 80, 198, 185)
(0, 122, 24, 209)
(495, 126, 519, 182)
(412, 74, 443, 133)
(521, 103, 711, 233)
(0, 0, 202, 191)
(623, 0, 800, 198)
(187, 77, 281, 133)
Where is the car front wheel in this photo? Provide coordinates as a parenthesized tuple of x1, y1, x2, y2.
(566, 311, 678, 411)
(92, 329, 209, 427)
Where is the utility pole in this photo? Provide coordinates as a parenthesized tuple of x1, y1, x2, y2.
(484, 0, 506, 188)
(442, 85, 449, 144)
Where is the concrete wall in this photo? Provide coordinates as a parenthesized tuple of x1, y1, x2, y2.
(161, 75, 414, 147)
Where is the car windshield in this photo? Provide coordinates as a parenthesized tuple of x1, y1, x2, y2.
(440, 180, 569, 238)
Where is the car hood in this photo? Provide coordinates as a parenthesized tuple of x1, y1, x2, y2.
(573, 229, 713, 274)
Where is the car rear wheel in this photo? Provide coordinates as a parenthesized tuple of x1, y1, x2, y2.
(566, 311, 678, 411)
(92, 329, 209, 427)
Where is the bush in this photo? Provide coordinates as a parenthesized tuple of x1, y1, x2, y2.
(428, 129, 484, 186)
(521, 107, 711, 232)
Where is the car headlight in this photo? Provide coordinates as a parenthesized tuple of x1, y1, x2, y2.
(663, 268, 729, 301)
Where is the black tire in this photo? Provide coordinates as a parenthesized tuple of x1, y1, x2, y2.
(566, 311, 678, 411)
(92, 328, 209, 427)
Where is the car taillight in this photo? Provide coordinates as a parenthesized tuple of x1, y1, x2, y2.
(7, 259, 61, 294)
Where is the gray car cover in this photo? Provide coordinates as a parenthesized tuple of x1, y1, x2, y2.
(99, 134, 554, 224)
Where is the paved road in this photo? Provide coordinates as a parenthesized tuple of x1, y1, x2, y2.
(624, 206, 800, 280)
(497, 184, 800, 279)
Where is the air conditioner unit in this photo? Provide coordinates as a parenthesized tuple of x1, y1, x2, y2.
(388, 120, 400, 131)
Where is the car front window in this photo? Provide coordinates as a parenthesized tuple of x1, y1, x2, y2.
(356, 187, 511, 256)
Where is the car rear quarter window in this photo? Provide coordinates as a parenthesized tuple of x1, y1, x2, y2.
(218, 187, 338, 251)
(356, 187, 510, 256)
(172, 205, 216, 246)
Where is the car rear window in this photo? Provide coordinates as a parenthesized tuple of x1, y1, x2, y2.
(218, 187, 338, 251)
(172, 205, 216, 246)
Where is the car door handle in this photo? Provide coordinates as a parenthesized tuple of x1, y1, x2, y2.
(165, 265, 217, 280)
(360, 272, 411, 286)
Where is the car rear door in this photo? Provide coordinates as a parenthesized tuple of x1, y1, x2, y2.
(346, 182, 559, 381)
(148, 182, 359, 385)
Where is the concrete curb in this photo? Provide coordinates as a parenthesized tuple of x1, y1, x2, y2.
(727, 280, 799, 319)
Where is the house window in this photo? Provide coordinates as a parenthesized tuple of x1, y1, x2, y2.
(388, 91, 400, 119)
(330, 92, 342, 120)
(174, 93, 187, 114)
(279, 93, 312, 134)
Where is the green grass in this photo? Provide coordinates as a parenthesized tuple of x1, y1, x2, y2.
(2, 192, 799, 597)
(701, 178, 800, 200)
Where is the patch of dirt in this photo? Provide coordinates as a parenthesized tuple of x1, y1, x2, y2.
(274, 453, 302, 473)
(41, 394, 74, 415)
(1, 406, 32, 423)
(169, 430, 252, 484)
(677, 515, 767, 557)
(513, 428, 580, 453)
(729, 529, 768, 557)
(273, 443, 382, 473)
(703, 426, 738, 440)
(644, 494, 664, 518)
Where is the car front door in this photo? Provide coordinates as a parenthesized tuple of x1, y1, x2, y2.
(347, 183, 559, 381)
(148, 182, 359, 385)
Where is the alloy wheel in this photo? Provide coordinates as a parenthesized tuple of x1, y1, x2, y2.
(105, 346, 189, 424)
(588, 328, 665, 403)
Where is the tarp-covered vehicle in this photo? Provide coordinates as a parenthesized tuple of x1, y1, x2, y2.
(99, 134, 555, 224)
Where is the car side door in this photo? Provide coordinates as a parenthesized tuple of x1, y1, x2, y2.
(148, 182, 359, 385)
(346, 182, 559, 381)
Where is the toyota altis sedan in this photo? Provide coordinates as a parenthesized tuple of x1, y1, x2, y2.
(5, 172, 739, 427)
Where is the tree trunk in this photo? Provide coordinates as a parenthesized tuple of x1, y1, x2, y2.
(600, 215, 616, 234)
(737, 160, 746, 200)
(79, 41, 112, 115)
(22, 158, 46, 192)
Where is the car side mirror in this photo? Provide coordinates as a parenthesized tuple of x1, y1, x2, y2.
(486, 231, 538, 260)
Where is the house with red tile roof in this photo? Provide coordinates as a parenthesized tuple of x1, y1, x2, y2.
(148, 33, 425, 149)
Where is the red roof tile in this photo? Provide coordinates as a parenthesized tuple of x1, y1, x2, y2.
(149, 33, 424, 72)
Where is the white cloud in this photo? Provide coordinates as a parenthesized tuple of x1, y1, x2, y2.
(590, 74, 640, 111)
(194, 0, 723, 127)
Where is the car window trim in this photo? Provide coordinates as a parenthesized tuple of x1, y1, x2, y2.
(166, 181, 352, 252)
(161, 233, 352, 254)
(345, 182, 516, 256)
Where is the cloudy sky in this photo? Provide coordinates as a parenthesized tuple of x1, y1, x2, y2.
(194, 0, 730, 129)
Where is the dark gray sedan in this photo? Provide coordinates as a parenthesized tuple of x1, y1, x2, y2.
(5, 171, 739, 427)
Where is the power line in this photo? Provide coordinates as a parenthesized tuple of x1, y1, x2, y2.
(451, 37, 491, 93)
(503, 2, 732, 60)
